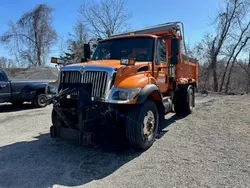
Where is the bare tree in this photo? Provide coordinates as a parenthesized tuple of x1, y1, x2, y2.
(219, 22, 250, 92)
(225, 38, 250, 93)
(79, 0, 131, 38)
(198, 0, 249, 92)
(247, 53, 250, 93)
(234, 53, 250, 93)
(66, 22, 89, 61)
(219, 0, 250, 92)
(196, 34, 217, 91)
(0, 57, 16, 68)
(0, 4, 57, 67)
(198, 0, 244, 91)
(211, 0, 244, 91)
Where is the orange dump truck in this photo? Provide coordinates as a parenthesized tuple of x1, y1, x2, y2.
(49, 21, 198, 150)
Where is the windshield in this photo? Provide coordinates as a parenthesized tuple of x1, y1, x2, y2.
(91, 36, 155, 62)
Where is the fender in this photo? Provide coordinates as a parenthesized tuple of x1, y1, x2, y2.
(20, 83, 47, 99)
(136, 84, 163, 104)
(136, 84, 165, 132)
(29, 83, 47, 93)
(176, 82, 197, 91)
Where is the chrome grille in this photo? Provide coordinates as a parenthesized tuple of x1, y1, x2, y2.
(60, 71, 108, 97)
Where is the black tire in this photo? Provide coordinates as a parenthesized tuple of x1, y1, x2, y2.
(11, 101, 24, 106)
(174, 85, 194, 115)
(51, 109, 59, 138)
(33, 93, 47, 108)
(50, 125, 57, 138)
(52, 108, 59, 126)
(125, 100, 159, 150)
(51, 108, 66, 138)
(51, 108, 67, 128)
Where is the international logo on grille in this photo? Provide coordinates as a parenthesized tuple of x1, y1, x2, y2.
(79, 66, 86, 74)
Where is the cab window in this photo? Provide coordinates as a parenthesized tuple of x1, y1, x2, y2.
(0, 72, 5, 81)
(92, 37, 154, 62)
(156, 39, 166, 65)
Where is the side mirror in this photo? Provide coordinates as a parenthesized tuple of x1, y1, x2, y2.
(170, 37, 180, 65)
(84, 43, 91, 59)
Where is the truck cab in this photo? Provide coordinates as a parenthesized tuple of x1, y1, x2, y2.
(49, 22, 199, 150)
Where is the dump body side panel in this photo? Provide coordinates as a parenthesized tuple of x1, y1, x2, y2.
(175, 56, 198, 85)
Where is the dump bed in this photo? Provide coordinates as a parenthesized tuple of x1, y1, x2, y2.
(175, 54, 198, 85)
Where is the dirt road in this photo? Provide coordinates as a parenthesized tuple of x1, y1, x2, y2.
(0, 94, 250, 188)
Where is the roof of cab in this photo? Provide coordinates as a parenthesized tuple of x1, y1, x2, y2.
(99, 34, 158, 42)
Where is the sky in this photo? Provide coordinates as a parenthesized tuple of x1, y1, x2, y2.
(0, 0, 223, 63)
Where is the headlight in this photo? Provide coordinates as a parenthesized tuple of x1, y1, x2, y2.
(112, 91, 129, 100)
(46, 83, 58, 95)
(109, 87, 141, 103)
(48, 86, 57, 94)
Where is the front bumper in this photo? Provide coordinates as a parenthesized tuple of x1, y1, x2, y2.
(50, 125, 94, 146)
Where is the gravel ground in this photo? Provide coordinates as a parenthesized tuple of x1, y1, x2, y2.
(0, 94, 250, 188)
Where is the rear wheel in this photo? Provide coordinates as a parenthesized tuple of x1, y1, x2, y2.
(125, 100, 159, 150)
(174, 85, 194, 115)
(33, 93, 47, 108)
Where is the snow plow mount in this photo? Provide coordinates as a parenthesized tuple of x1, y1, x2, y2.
(49, 83, 126, 146)
(49, 83, 97, 146)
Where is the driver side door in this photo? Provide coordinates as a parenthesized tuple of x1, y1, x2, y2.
(154, 38, 169, 93)
(0, 72, 10, 102)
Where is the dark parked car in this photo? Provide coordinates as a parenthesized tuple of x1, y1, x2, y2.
(0, 68, 50, 107)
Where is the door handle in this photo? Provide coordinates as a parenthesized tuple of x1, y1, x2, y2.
(0, 85, 6, 88)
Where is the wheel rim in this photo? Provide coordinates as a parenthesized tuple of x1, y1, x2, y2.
(143, 110, 155, 140)
(38, 95, 47, 106)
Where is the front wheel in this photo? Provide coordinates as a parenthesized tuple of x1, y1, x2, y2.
(125, 100, 159, 150)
